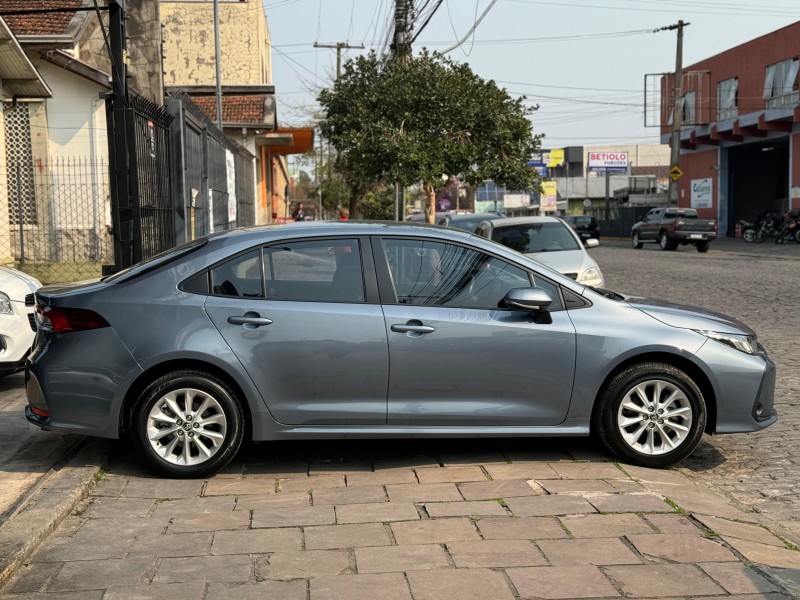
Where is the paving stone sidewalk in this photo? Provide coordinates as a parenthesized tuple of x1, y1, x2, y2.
(2, 439, 798, 599)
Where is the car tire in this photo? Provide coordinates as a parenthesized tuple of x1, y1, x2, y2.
(593, 362, 706, 468)
(696, 241, 710, 253)
(631, 232, 643, 249)
(133, 369, 245, 478)
(659, 232, 677, 251)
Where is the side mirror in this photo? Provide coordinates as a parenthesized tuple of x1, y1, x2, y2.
(585, 238, 600, 249)
(638, 216, 645, 222)
(503, 288, 552, 312)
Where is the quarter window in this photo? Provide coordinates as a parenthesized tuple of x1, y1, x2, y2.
(211, 249, 263, 298)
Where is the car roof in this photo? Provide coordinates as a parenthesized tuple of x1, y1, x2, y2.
(483, 216, 563, 226)
(446, 212, 502, 221)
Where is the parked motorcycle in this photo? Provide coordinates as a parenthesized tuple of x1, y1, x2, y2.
(753, 211, 782, 243)
(775, 210, 800, 244)
(739, 220, 757, 243)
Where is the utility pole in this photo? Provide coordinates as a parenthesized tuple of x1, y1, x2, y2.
(213, 0, 223, 130)
(313, 42, 365, 80)
(663, 20, 688, 207)
(391, 0, 412, 56)
(391, 0, 413, 219)
(313, 43, 363, 220)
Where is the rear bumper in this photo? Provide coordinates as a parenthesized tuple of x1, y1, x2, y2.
(674, 232, 717, 242)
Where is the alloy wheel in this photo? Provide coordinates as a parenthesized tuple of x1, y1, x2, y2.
(616, 379, 693, 456)
(146, 388, 228, 466)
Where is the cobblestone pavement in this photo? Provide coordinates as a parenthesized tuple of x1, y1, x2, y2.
(1, 240, 799, 599)
(596, 241, 800, 540)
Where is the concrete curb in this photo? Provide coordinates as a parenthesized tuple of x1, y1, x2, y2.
(0, 440, 109, 589)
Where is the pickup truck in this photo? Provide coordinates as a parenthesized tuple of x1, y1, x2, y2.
(631, 207, 717, 252)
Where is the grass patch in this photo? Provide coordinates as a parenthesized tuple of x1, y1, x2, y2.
(702, 530, 719, 539)
(15, 262, 104, 285)
(92, 469, 106, 482)
(663, 498, 687, 515)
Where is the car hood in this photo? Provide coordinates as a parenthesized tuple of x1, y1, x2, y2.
(625, 295, 754, 335)
(0, 266, 41, 299)
(523, 249, 595, 276)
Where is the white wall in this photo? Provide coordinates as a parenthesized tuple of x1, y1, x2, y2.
(30, 55, 108, 163)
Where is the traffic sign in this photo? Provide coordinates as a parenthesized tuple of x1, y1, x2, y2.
(669, 165, 683, 181)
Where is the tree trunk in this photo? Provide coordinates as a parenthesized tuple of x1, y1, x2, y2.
(423, 182, 436, 224)
(349, 183, 365, 219)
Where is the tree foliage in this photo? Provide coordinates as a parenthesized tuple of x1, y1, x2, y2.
(317, 50, 541, 221)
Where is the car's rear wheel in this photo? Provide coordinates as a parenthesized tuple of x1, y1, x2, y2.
(632, 232, 643, 249)
(593, 362, 706, 468)
(696, 241, 710, 253)
(133, 370, 244, 478)
(659, 232, 677, 251)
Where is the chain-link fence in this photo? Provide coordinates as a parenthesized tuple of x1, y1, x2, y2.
(0, 158, 112, 284)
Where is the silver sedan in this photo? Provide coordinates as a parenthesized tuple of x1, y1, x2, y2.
(25, 222, 777, 477)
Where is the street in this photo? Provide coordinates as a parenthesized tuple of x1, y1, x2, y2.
(596, 239, 800, 537)
(0, 240, 799, 599)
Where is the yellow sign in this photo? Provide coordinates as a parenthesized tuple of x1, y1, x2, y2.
(540, 181, 558, 211)
(546, 149, 565, 168)
(669, 165, 683, 181)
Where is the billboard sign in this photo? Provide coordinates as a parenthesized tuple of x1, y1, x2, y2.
(691, 177, 713, 209)
(540, 181, 558, 212)
(588, 152, 629, 173)
(503, 193, 530, 208)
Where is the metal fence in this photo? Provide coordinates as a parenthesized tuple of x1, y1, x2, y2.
(588, 205, 656, 238)
(131, 95, 175, 261)
(166, 90, 257, 245)
(0, 158, 113, 284)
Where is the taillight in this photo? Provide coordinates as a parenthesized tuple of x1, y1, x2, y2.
(35, 305, 109, 333)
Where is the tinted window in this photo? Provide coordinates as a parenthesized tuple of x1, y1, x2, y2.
(263, 239, 364, 303)
(491, 222, 581, 253)
(382, 238, 556, 310)
(211, 249, 263, 298)
(568, 216, 593, 226)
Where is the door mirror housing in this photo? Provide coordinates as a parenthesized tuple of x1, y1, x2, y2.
(585, 238, 600, 249)
(503, 288, 552, 312)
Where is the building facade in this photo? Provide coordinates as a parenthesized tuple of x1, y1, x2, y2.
(161, 0, 312, 224)
(661, 21, 800, 235)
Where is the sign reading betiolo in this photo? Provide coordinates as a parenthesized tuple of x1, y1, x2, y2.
(588, 152, 628, 173)
(669, 165, 683, 181)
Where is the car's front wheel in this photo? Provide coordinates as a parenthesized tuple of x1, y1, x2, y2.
(593, 362, 706, 468)
(133, 370, 244, 478)
(632, 232, 643, 249)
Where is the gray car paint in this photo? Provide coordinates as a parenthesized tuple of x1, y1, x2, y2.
(26, 221, 777, 444)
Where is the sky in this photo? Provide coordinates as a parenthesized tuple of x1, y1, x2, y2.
(264, 0, 800, 154)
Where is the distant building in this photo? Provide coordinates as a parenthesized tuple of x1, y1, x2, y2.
(660, 20, 800, 236)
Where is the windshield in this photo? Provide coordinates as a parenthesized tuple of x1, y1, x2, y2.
(491, 222, 581, 253)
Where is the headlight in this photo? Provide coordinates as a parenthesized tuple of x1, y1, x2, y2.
(0, 292, 13, 315)
(696, 330, 759, 355)
(579, 266, 603, 284)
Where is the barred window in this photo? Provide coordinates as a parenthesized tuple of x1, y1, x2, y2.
(3, 103, 38, 226)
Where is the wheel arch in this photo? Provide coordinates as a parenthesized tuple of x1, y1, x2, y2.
(591, 352, 717, 435)
(119, 359, 254, 439)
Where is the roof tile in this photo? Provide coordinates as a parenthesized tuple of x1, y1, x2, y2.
(192, 95, 269, 125)
(2, 0, 83, 36)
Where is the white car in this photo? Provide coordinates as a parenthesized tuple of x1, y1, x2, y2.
(0, 266, 41, 377)
(475, 216, 605, 287)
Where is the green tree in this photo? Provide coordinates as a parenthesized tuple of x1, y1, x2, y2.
(317, 50, 541, 222)
(358, 186, 395, 220)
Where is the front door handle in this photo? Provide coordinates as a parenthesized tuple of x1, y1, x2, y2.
(228, 312, 273, 328)
(391, 323, 435, 335)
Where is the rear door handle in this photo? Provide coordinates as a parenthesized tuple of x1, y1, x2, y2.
(228, 314, 273, 328)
